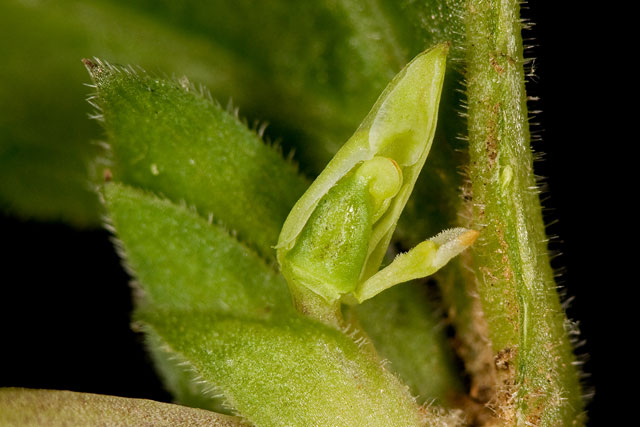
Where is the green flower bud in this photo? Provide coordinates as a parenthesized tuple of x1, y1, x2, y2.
(277, 43, 478, 323)
(281, 157, 402, 303)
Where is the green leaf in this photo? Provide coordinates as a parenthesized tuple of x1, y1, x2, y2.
(140, 310, 424, 427)
(104, 164, 467, 419)
(464, 0, 584, 424)
(0, 144, 100, 227)
(104, 182, 294, 411)
(116, 0, 407, 166)
(104, 182, 293, 316)
(102, 150, 441, 424)
(89, 60, 308, 258)
(0, 1, 101, 226)
(144, 329, 228, 412)
(103, 176, 461, 416)
(0, 388, 244, 426)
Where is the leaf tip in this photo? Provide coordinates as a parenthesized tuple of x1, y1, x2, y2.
(82, 58, 99, 76)
(82, 57, 113, 81)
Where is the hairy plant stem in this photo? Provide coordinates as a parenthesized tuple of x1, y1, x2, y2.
(464, 0, 584, 424)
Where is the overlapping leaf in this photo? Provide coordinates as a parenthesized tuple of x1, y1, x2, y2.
(105, 178, 424, 425)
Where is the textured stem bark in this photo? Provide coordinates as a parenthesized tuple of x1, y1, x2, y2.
(464, 0, 584, 424)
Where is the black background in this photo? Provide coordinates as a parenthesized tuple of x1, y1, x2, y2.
(1, 3, 620, 424)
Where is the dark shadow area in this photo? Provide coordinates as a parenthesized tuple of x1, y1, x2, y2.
(525, 3, 616, 425)
(0, 216, 170, 402)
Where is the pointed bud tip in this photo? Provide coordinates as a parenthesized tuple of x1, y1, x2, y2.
(413, 42, 449, 66)
(436, 41, 451, 54)
(458, 229, 480, 247)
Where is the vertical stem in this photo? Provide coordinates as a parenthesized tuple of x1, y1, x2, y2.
(464, 0, 584, 424)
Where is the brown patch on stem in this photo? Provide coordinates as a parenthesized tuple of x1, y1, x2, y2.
(444, 180, 520, 425)
(448, 249, 502, 426)
(494, 347, 514, 371)
(486, 346, 518, 424)
(489, 54, 505, 75)
(440, 186, 501, 423)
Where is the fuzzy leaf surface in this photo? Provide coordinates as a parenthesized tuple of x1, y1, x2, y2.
(140, 310, 424, 427)
(107, 182, 465, 409)
(104, 165, 461, 411)
(105, 182, 296, 409)
(0, 388, 244, 426)
(104, 182, 295, 315)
